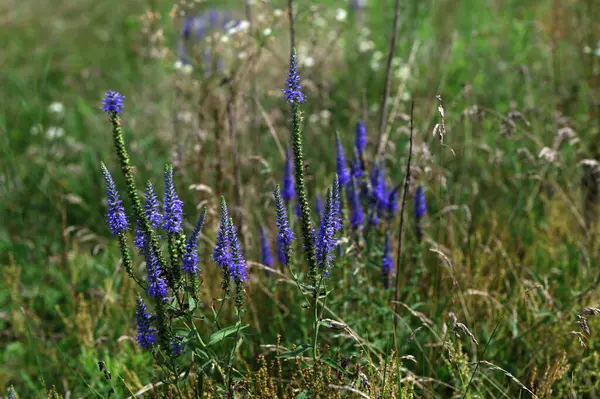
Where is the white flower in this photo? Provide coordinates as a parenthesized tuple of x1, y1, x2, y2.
(301, 56, 315, 67)
(359, 40, 375, 53)
(263, 28, 272, 36)
(372, 51, 383, 61)
(174, 60, 184, 70)
(309, 114, 320, 124)
(48, 102, 64, 115)
(273, 9, 283, 17)
(335, 8, 348, 22)
(320, 110, 331, 120)
(538, 147, 558, 163)
(360, 27, 371, 37)
(369, 59, 380, 71)
(182, 64, 194, 74)
(238, 20, 250, 31)
(220, 35, 230, 43)
(238, 51, 248, 60)
(314, 16, 326, 27)
(395, 65, 410, 81)
(46, 126, 65, 139)
(579, 159, 599, 168)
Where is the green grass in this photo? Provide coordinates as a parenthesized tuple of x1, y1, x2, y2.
(1, 0, 600, 397)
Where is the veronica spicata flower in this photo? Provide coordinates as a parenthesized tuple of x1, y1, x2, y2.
(213, 198, 232, 271)
(135, 297, 156, 350)
(283, 48, 305, 104)
(228, 218, 247, 282)
(355, 120, 367, 156)
(282, 147, 295, 202)
(414, 186, 426, 219)
(145, 246, 169, 300)
(182, 208, 207, 274)
(274, 186, 295, 266)
(102, 90, 125, 114)
(162, 165, 184, 234)
(381, 234, 393, 288)
(260, 227, 274, 268)
(135, 181, 163, 251)
(316, 188, 337, 277)
(336, 132, 350, 186)
(100, 163, 128, 235)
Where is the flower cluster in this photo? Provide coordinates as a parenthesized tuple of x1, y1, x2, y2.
(135, 297, 156, 350)
(100, 163, 128, 235)
(102, 90, 125, 114)
(283, 48, 305, 104)
(162, 165, 184, 234)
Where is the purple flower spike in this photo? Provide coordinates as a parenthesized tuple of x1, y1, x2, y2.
(415, 186, 426, 219)
(381, 234, 393, 288)
(102, 90, 125, 114)
(316, 188, 337, 277)
(182, 208, 207, 274)
(135, 297, 156, 350)
(349, 176, 364, 229)
(100, 163, 128, 235)
(162, 165, 184, 234)
(260, 227, 274, 268)
(274, 185, 295, 266)
(282, 148, 295, 202)
(213, 198, 232, 271)
(228, 218, 248, 282)
(315, 194, 324, 219)
(145, 247, 169, 300)
(355, 120, 367, 156)
(283, 48, 305, 104)
(336, 132, 350, 186)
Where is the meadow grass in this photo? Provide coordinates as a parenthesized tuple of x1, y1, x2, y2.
(1, 0, 600, 397)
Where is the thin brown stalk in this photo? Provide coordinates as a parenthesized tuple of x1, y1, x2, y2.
(227, 92, 246, 249)
(287, 0, 296, 53)
(393, 101, 414, 332)
(374, 0, 402, 163)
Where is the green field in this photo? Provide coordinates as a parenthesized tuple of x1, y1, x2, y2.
(1, 0, 600, 397)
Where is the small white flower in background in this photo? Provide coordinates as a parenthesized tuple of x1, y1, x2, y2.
(335, 8, 348, 22)
(579, 159, 599, 168)
(30, 125, 42, 136)
(309, 114, 320, 124)
(48, 102, 64, 115)
(369, 103, 379, 113)
(320, 110, 331, 121)
(174, 60, 184, 70)
(359, 40, 375, 53)
(392, 57, 402, 67)
(224, 20, 237, 30)
(360, 27, 371, 37)
(238, 20, 250, 31)
(538, 147, 558, 163)
(220, 35, 230, 43)
(273, 9, 283, 17)
(314, 16, 326, 27)
(238, 51, 248, 60)
(372, 51, 383, 61)
(301, 56, 315, 67)
(395, 65, 411, 81)
(369, 59, 380, 71)
(246, 0, 255, 4)
(182, 64, 193, 74)
(263, 27, 272, 36)
(46, 126, 65, 140)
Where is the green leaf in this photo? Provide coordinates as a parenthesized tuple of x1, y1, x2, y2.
(276, 343, 312, 359)
(207, 323, 248, 347)
(188, 297, 197, 312)
(295, 391, 309, 399)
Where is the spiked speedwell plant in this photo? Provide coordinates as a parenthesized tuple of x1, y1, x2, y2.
(100, 91, 250, 396)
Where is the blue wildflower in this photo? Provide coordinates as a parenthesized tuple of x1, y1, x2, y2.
(172, 336, 184, 358)
(415, 186, 426, 219)
(316, 188, 337, 277)
(228, 218, 248, 282)
(349, 176, 364, 229)
(381, 234, 393, 289)
(283, 48, 305, 104)
(332, 174, 343, 233)
(355, 120, 367, 157)
(213, 198, 232, 270)
(336, 132, 350, 186)
(370, 163, 388, 210)
(274, 185, 295, 266)
(135, 297, 156, 350)
(100, 163, 128, 235)
(315, 194, 324, 219)
(7, 386, 16, 399)
(182, 208, 207, 274)
(282, 147, 295, 202)
(182, 16, 193, 39)
(102, 90, 125, 114)
(387, 185, 401, 216)
(351, 154, 364, 178)
(162, 165, 184, 234)
(134, 222, 145, 251)
(144, 181, 162, 229)
(260, 227, 274, 268)
(145, 246, 168, 300)
(276, 236, 286, 265)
